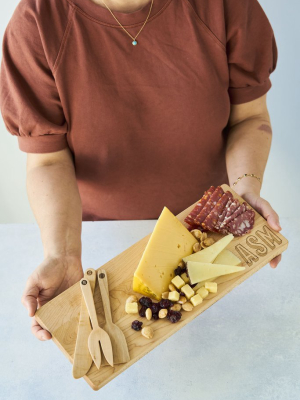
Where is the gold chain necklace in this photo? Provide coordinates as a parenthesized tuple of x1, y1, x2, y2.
(101, 0, 154, 45)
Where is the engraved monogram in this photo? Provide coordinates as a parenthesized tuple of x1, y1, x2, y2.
(235, 225, 282, 266)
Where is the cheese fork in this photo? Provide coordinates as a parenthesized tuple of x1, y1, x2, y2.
(80, 278, 114, 369)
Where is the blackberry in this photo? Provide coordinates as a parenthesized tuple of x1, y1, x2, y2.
(131, 320, 143, 331)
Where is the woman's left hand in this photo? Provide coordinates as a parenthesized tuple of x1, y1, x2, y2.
(238, 192, 282, 269)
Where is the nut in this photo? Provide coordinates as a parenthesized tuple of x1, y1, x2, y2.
(177, 296, 187, 305)
(170, 304, 181, 312)
(146, 308, 152, 320)
(182, 302, 194, 312)
(141, 326, 154, 339)
(202, 237, 215, 248)
(169, 283, 177, 292)
(190, 229, 202, 240)
(193, 242, 201, 253)
(158, 308, 168, 318)
(201, 232, 208, 240)
(126, 295, 138, 304)
(161, 292, 169, 299)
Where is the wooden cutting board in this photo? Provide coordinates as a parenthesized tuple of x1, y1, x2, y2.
(35, 185, 288, 390)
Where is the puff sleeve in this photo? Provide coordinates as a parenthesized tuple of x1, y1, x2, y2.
(0, 1, 68, 153)
(225, 0, 278, 104)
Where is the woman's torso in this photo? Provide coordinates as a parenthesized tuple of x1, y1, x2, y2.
(42, 0, 231, 220)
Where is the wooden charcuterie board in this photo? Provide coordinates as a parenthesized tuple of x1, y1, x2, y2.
(35, 185, 288, 390)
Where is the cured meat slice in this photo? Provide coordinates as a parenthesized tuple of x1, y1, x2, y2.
(219, 199, 240, 229)
(222, 202, 247, 228)
(184, 186, 215, 226)
(202, 191, 233, 232)
(227, 209, 255, 236)
(214, 194, 234, 230)
(194, 186, 224, 225)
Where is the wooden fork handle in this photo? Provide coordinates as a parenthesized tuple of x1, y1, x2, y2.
(80, 278, 99, 329)
(98, 269, 113, 324)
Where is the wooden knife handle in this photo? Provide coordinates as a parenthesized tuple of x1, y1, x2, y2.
(80, 278, 99, 329)
(72, 269, 97, 379)
(85, 268, 96, 291)
(98, 269, 113, 324)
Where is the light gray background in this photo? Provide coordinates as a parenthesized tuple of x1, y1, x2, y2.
(0, 0, 299, 223)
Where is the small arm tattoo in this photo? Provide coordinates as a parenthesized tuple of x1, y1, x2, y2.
(258, 124, 272, 134)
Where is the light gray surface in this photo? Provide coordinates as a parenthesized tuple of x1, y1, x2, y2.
(0, 219, 299, 400)
(0, 0, 300, 223)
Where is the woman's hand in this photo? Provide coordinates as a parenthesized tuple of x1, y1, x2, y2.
(21, 255, 83, 341)
(240, 191, 282, 269)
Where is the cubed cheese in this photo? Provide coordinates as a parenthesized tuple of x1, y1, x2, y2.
(190, 294, 203, 307)
(205, 282, 218, 293)
(171, 275, 185, 289)
(197, 287, 209, 299)
(168, 291, 180, 302)
(181, 284, 195, 299)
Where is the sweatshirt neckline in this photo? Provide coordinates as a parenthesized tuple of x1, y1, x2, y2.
(70, 0, 172, 26)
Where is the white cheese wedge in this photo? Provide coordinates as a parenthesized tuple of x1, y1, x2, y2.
(133, 207, 198, 300)
(214, 249, 242, 266)
(187, 261, 245, 284)
(183, 234, 234, 264)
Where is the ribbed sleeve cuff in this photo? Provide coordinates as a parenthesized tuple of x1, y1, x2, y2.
(229, 78, 272, 105)
(18, 134, 68, 153)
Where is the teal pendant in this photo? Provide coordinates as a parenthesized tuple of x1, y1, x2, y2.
(132, 40, 138, 46)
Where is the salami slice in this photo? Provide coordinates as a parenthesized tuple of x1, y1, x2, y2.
(222, 202, 246, 228)
(214, 194, 234, 231)
(219, 199, 240, 229)
(184, 186, 215, 226)
(227, 209, 255, 236)
(194, 186, 224, 225)
(202, 191, 233, 232)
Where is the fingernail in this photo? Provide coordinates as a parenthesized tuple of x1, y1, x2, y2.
(41, 336, 46, 340)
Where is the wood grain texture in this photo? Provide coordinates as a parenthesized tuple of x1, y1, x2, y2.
(35, 185, 289, 391)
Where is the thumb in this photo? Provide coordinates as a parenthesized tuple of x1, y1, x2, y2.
(256, 198, 281, 231)
(22, 278, 39, 317)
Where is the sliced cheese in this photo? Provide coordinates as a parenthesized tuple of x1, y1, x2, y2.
(133, 207, 198, 300)
(183, 234, 234, 264)
(214, 249, 242, 266)
(187, 261, 245, 284)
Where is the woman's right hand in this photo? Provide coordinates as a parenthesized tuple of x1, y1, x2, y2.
(21, 255, 83, 341)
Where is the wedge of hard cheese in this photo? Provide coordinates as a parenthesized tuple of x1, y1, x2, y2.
(183, 234, 234, 264)
(214, 249, 242, 266)
(133, 207, 198, 300)
(192, 250, 242, 290)
(187, 261, 245, 285)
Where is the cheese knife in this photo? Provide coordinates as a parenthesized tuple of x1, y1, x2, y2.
(72, 268, 96, 379)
